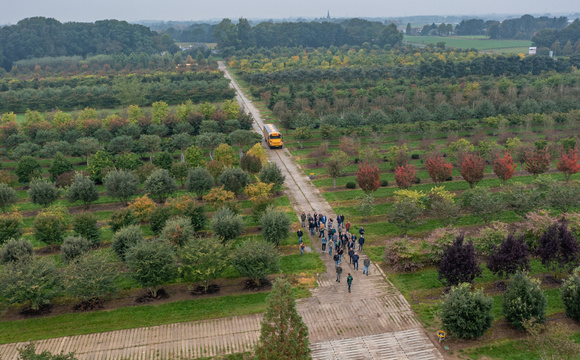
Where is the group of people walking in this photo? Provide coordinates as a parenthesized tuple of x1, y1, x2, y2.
(299, 211, 372, 293)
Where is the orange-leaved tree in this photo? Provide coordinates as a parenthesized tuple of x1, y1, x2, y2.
(493, 152, 517, 185)
(425, 154, 453, 184)
(557, 147, 580, 184)
(394, 164, 416, 189)
(524, 148, 551, 177)
(356, 162, 381, 193)
(460, 153, 485, 188)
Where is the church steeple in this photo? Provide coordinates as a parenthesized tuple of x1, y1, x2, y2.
(327, 10, 330, 19)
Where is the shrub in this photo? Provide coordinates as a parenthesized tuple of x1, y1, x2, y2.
(143, 169, 178, 202)
(384, 238, 430, 272)
(487, 234, 530, 279)
(380, 180, 389, 187)
(258, 163, 285, 189)
(231, 239, 280, 286)
(503, 272, 547, 330)
(152, 150, 174, 170)
(345, 181, 356, 189)
(17, 343, 78, 360)
(126, 240, 177, 298)
(561, 269, 580, 321)
(178, 237, 229, 291)
(536, 222, 580, 277)
(472, 222, 509, 256)
(203, 185, 236, 208)
(0, 213, 23, 245)
(210, 206, 244, 242)
(183, 203, 207, 232)
(186, 167, 214, 199)
(48, 152, 73, 181)
(260, 205, 290, 248)
(461, 187, 504, 224)
(28, 179, 61, 208)
(67, 174, 99, 208)
(0, 183, 17, 212)
(63, 252, 119, 306)
(438, 234, 482, 286)
(240, 154, 263, 174)
(217, 168, 251, 194)
(60, 236, 91, 264)
(411, 153, 420, 160)
(109, 208, 139, 233)
(55, 171, 76, 188)
(112, 225, 144, 261)
(159, 216, 195, 247)
(104, 170, 139, 205)
(135, 162, 159, 183)
(0, 256, 60, 311)
(16, 156, 41, 183)
(33, 208, 69, 245)
(149, 206, 172, 235)
(440, 283, 493, 339)
(0, 238, 33, 264)
(128, 194, 156, 221)
(72, 212, 101, 246)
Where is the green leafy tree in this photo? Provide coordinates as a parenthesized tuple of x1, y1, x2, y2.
(60, 235, 91, 264)
(254, 278, 311, 360)
(87, 150, 114, 184)
(153, 151, 174, 171)
(143, 169, 178, 202)
(231, 238, 280, 286)
(159, 216, 195, 247)
(115, 153, 141, 171)
(0, 256, 60, 311)
(170, 162, 189, 186)
(461, 186, 504, 223)
(439, 283, 493, 339)
(503, 272, 547, 330)
(388, 199, 422, 236)
(561, 269, 580, 322)
(104, 170, 139, 205)
(0, 214, 23, 245)
(16, 156, 41, 184)
(260, 205, 290, 247)
(126, 240, 178, 298)
(210, 206, 244, 242)
(112, 225, 144, 261)
(75, 137, 100, 166)
(378, 23, 404, 47)
(67, 174, 99, 209)
(140, 134, 161, 163)
(33, 208, 69, 245)
(108, 135, 133, 154)
(293, 127, 312, 149)
(258, 163, 285, 189)
(0, 238, 33, 264)
(63, 252, 119, 307)
(183, 203, 207, 232)
(49, 152, 73, 181)
(178, 237, 229, 292)
(28, 179, 61, 208)
(0, 183, 18, 212)
(184, 145, 205, 168)
(109, 208, 139, 233)
(326, 150, 349, 188)
(217, 168, 250, 194)
(72, 212, 101, 246)
(172, 133, 193, 162)
(186, 167, 214, 199)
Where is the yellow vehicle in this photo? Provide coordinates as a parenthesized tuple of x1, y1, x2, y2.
(263, 124, 283, 149)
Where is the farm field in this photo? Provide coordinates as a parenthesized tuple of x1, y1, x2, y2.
(403, 35, 532, 53)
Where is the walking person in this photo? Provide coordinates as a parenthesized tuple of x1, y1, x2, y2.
(301, 212, 306, 228)
(321, 236, 327, 252)
(363, 256, 370, 275)
(300, 242, 305, 256)
(319, 221, 325, 238)
(347, 273, 353, 292)
(348, 247, 354, 264)
(336, 264, 343, 282)
(353, 252, 359, 270)
(328, 238, 333, 255)
(297, 228, 303, 244)
(358, 235, 365, 251)
(309, 218, 315, 236)
(333, 253, 340, 268)
(359, 226, 365, 237)
(337, 247, 343, 263)
(345, 220, 351, 233)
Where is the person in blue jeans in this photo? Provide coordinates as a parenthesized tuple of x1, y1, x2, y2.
(328, 239, 333, 255)
(321, 236, 327, 252)
(309, 219, 315, 235)
(352, 252, 359, 270)
(333, 254, 340, 268)
(363, 256, 370, 275)
(297, 229, 303, 244)
(358, 236, 365, 251)
(300, 242, 305, 256)
(337, 247, 343, 263)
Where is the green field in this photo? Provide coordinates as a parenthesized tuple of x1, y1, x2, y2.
(404, 35, 532, 53)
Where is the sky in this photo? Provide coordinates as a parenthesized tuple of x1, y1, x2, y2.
(1, 0, 579, 25)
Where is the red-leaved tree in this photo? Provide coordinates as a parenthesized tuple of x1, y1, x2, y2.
(425, 154, 453, 184)
(395, 164, 416, 189)
(557, 147, 580, 184)
(459, 153, 485, 188)
(524, 148, 551, 177)
(356, 162, 381, 193)
(493, 152, 517, 185)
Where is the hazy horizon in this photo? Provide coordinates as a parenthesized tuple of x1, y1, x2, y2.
(2, 0, 579, 26)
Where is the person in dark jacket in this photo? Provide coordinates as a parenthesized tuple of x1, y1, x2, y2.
(337, 247, 344, 262)
(359, 227, 365, 236)
(358, 235, 365, 251)
(347, 273, 353, 292)
(297, 229, 303, 244)
(300, 242, 305, 256)
(308, 219, 315, 235)
(336, 264, 343, 282)
(333, 253, 340, 268)
(363, 256, 370, 275)
(301, 212, 307, 227)
(321, 235, 327, 252)
(352, 252, 359, 270)
(348, 247, 354, 264)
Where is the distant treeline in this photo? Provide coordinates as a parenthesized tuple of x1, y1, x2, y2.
(0, 17, 179, 70)
(452, 15, 568, 39)
(165, 18, 403, 50)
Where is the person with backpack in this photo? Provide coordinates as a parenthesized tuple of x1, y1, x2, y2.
(319, 221, 325, 238)
(363, 256, 370, 275)
(301, 212, 306, 228)
(297, 228, 303, 244)
(336, 264, 343, 282)
(352, 252, 359, 270)
(321, 235, 327, 252)
(300, 242, 305, 256)
(333, 253, 340, 268)
(346, 273, 353, 292)
(358, 235, 365, 251)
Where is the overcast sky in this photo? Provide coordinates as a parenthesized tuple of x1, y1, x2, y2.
(1, 0, 579, 25)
